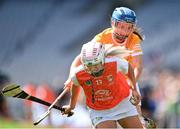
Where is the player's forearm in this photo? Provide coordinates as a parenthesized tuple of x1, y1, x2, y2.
(69, 85, 81, 109)
(134, 66, 143, 82)
(132, 55, 143, 82)
(128, 63, 136, 91)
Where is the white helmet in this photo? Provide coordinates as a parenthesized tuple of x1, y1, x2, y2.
(81, 41, 105, 76)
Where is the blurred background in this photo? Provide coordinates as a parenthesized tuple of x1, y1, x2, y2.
(0, 0, 180, 128)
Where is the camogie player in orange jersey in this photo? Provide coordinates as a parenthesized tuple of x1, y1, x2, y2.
(65, 7, 143, 91)
(64, 7, 156, 128)
(62, 41, 143, 128)
(66, 7, 143, 84)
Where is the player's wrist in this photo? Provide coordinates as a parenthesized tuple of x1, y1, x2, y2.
(130, 86, 136, 91)
(69, 102, 75, 109)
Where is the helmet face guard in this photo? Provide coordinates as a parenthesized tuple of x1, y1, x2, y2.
(84, 63, 104, 77)
(81, 41, 105, 77)
(111, 20, 134, 43)
(111, 7, 136, 43)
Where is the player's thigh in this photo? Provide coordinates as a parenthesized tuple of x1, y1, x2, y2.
(118, 115, 143, 128)
(96, 120, 117, 128)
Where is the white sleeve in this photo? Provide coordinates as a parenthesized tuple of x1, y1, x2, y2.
(70, 67, 81, 87)
(116, 58, 128, 74)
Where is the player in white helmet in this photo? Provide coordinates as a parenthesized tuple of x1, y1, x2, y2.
(62, 41, 143, 128)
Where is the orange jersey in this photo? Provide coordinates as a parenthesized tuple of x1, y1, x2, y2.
(71, 57, 130, 110)
(94, 28, 143, 67)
